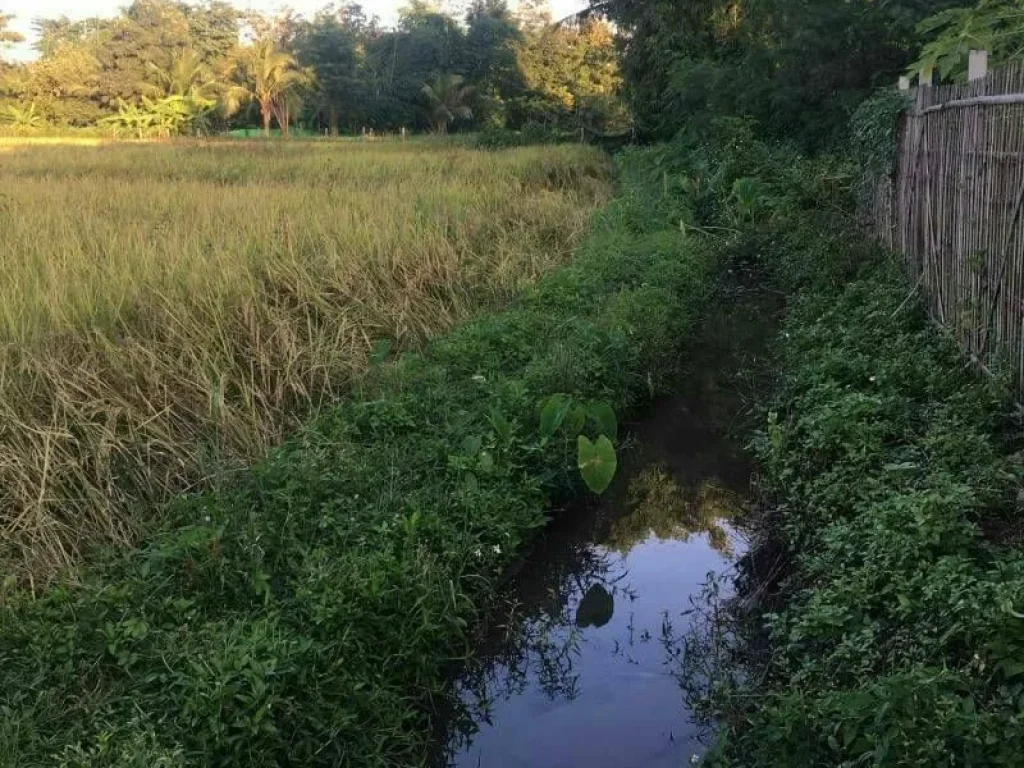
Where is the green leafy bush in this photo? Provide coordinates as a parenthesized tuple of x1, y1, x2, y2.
(709, 170, 1024, 766)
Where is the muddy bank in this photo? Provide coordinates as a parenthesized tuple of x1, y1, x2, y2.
(442, 275, 780, 767)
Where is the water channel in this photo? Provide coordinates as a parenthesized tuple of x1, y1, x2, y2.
(444, 279, 776, 768)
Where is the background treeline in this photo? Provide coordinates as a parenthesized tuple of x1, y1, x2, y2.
(592, 0, 1024, 151)
(3, 0, 1019, 147)
(0, 0, 626, 138)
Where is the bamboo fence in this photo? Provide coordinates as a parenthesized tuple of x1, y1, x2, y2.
(869, 61, 1024, 390)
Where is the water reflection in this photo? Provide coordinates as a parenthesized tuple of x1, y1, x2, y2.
(608, 467, 743, 557)
(445, 464, 746, 768)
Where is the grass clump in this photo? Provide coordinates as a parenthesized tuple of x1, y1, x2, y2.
(0, 139, 611, 578)
(0, 147, 711, 766)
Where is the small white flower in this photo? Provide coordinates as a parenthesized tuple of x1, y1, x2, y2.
(492, 544, 502, 555)
(869, 375, 877, 383)
(204, 515, 211, 523)
(690, 755, 700, 765)
(473, 547, 483, 557)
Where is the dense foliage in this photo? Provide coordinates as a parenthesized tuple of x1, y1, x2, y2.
(593, 0, 961, 149)
(0, 0, 626, 137)
(909, 0, 1024, 80)
(0, 147, 710, 766)
(648, 131, 1024, 766)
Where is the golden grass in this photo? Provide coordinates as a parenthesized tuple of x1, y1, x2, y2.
(0, 139, 612, 578)
(0, 136, 110, 149)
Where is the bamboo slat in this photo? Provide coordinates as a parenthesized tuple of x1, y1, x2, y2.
(865, 62, 1024, 393)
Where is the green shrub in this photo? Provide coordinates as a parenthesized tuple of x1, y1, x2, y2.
(710, 181, 1024, 767)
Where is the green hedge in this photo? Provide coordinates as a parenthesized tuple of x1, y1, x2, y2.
(0, 149, 711, 767)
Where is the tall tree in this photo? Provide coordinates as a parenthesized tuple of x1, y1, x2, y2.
(464, 0, 522, 126)
(32, 16, 97, 57)
(514, 16, 624, 133)
(296, 5, 373, 134)
(594, 0, 959, 148)
(231, 38, 313, 135)
(8, 41, 103, 124)
(421, 71, 473, 132)
(184, 1, 239, 65)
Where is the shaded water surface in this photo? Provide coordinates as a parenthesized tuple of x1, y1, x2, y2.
(445, 281, 776, 768)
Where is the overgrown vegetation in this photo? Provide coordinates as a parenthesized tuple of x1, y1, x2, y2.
(595, 0, 962, 150)
(0, 139, 610, 578)
(909, 0, 1024, 80)
(0, 146, 712, 766)
(652, 128, 1024, 766)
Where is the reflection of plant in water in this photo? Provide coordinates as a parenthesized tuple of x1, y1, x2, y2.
(445, 468, 745, 762)
(446, 541, 622, 757)
(576, 584, 615, 628)
(606, 466, 741, 555)
(661, 572, 748, 742)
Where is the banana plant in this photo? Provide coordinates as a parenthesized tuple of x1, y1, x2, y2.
(2, 103, 43, 129)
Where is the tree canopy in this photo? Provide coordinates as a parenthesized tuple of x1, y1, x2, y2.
(591, 0, 965, 150)
(0, 0, 625, 137)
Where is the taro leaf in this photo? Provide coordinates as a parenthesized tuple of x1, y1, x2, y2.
(587, 402, 618, 440)
(368, 338, 392, 365)
(539, 393, 573, 439)
(565, 405, 586, 435)
(577, 434, 617, 494)
(576, 584, 614, 628)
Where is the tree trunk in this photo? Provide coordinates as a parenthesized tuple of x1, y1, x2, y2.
(261, 103, 272, 137)
(270, 98, 288, 138)
(329, 106, 339, 137)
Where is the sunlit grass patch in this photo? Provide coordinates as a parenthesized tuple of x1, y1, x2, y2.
(0, 139, 612, 578)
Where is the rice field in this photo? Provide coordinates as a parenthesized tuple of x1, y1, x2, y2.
(0, 138, 612, 579)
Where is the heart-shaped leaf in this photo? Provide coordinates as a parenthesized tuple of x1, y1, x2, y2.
(587, 402, 618, 440)
(539, 393, 572, 439)
(577, 434, 617, 494)
(575, 584, 614, 628)
(565, 405, 586, 435)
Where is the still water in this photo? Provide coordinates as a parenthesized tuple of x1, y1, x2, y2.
(443, 280, 776, 768)
(448, 381, 759, 766)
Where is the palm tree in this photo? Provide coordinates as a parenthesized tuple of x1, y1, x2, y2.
(145, 48, 217, 102)
(230, 39, 314, 137)
(421, 73, 474, 134)
(143, 49, 219, 136)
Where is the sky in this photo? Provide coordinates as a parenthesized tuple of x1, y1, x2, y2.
(3, 0, 588, 61)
